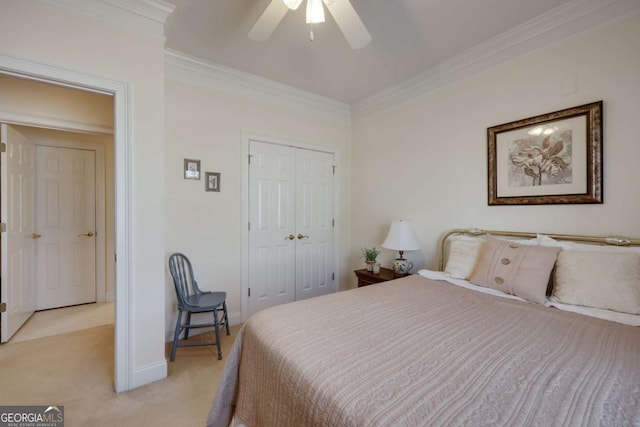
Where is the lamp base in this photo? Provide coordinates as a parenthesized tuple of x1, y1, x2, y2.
(392, 257, 413, 276)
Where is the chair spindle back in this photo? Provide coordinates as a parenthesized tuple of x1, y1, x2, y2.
(169, 253, 201, 307)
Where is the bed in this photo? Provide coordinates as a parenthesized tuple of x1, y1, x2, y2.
(207, 229, 640, 427)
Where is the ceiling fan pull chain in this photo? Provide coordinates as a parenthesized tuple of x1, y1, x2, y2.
(309, 24, 315, 42)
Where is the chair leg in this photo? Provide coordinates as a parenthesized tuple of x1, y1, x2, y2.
(213, 309, 222, 360)
(222, 301, 230, 335)
(170, 311, 183, 362)
(184, 312, 192, 340)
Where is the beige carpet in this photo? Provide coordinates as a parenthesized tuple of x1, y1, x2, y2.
(0, 324, 239, 426)
(10, 302, 114, 343)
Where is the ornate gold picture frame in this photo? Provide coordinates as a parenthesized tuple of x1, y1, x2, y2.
(487, 101, 602, 205)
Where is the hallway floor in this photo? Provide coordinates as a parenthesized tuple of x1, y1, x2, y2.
(10, 301, 114, 343)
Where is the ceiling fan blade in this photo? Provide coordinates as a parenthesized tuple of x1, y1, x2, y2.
(324, 0, 371, 49)
(248, 0, 290, 42)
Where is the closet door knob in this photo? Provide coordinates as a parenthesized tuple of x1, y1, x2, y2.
(285, 234, 295, 240)
(297, 234, 309, 239)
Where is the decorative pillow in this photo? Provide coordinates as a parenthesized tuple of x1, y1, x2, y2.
(443, 234, 539, 280)
(468, 235, 560, 304)
(551, 251, 640, 315)
(444, 239, 484, 279)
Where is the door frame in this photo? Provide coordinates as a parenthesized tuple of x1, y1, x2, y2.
(240, 131, 341, 322)
(0, 53, 132, 392)
(34, 140, 108, 303)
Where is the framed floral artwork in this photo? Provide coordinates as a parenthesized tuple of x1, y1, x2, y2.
(487, 101, 602, 205)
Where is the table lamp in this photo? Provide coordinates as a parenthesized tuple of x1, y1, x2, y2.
(381, 220, 420, 276)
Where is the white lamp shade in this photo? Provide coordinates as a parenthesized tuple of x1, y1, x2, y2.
(381, 220, 420, 252)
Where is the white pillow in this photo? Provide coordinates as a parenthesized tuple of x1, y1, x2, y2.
(536, 234, 573, 250)
(444, 239, 484, 279)
(551, 251, 640, 315)
(537, 234, 640, 254)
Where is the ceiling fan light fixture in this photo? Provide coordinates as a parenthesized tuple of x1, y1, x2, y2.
(249, 0, 371, 49)
(282, 0, 303, 10)
(306, 0, 325, 24)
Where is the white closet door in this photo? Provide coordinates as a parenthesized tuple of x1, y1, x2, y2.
(295, 148, 334, 300)
(248, 141, 335, 316)
(248, 141, 297, 317)
(0, 124, 37, 343)
(36, 146, 96, 310)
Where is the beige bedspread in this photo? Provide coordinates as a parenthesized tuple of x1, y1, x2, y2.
(207, 275, 640, 427)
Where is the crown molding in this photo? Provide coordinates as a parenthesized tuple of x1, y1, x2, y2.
(100, 0, 175, 23)
(353, 0, 640, 119)
(45, 0, 175, 40)
(165, 49, 352, 124)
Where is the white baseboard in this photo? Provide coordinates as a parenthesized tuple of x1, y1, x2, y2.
(131, 359, 168, 389)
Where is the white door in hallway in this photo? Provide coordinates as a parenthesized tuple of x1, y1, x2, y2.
(247, 140, 334, 317)
(0, 124, 37, 343)
(36, 146, 96, 310)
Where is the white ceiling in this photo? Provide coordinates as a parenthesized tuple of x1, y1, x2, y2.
(164, 0, 576, 104)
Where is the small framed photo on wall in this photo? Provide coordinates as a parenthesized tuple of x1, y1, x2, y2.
(184, 158, 201, 180)
(205, 172, 220, 192)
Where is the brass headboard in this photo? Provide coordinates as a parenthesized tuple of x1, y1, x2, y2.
(438, 228, 640, 271)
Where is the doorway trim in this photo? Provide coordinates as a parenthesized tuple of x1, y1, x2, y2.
(240, 130, 341, 322)
(0, 53, 132, 392)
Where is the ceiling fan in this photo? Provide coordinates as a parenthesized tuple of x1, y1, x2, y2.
(249, 0, 371, 49)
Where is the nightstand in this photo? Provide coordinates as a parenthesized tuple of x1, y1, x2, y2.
(354, 267, 397, 287)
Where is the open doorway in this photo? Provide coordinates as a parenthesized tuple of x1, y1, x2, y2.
(0, 51, 137, 392)
(3, 124, 115, 343)
(0, 74, 114, 342)
(0, 66, 132, 390)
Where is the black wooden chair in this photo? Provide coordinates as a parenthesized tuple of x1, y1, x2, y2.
(168, 253, 230, 361)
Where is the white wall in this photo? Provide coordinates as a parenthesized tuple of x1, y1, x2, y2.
(0, 1, 167, 387)
(164, 78, 351, 337)
(351, 12, 640, 281)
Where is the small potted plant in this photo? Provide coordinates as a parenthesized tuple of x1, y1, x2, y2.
(361, 247, 380, 272)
